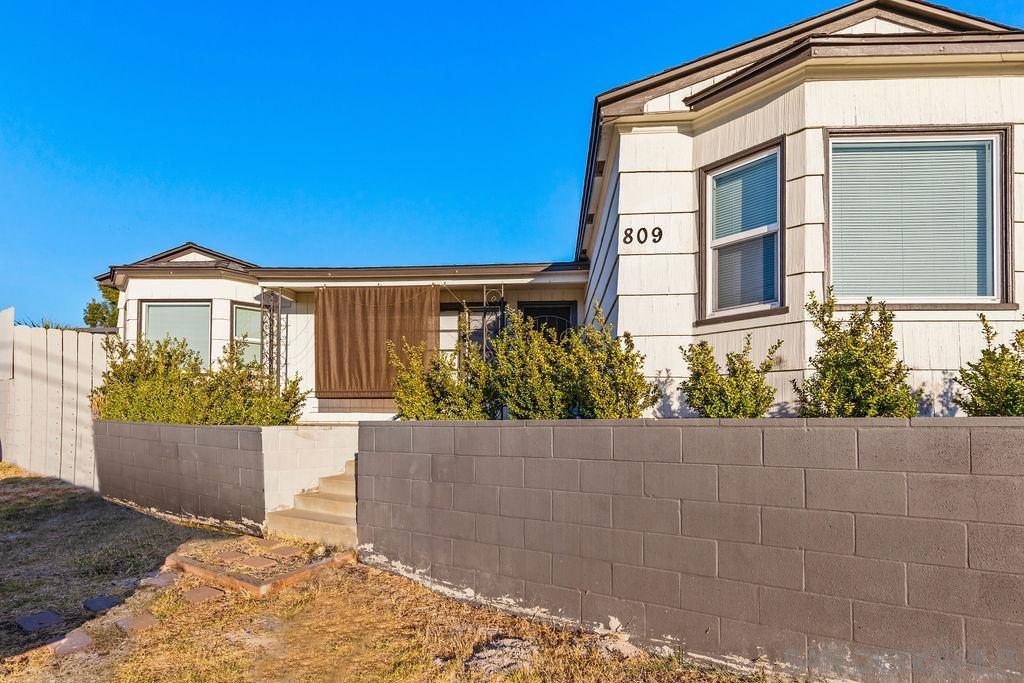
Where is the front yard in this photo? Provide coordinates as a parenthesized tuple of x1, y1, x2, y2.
(0, 463, 759, 683)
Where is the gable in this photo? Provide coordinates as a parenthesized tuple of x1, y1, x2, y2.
(601, 0, 1014, 117)
(164, 249, 218, 263)
(129, 242, 258, 269)
(834, 16, 922, 34)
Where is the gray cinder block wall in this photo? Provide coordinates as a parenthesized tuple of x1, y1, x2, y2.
(356, 418, 1024, 681)
(94, 420, 356, 528)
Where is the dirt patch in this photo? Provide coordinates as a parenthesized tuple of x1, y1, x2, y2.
(464, 636, 538, 675)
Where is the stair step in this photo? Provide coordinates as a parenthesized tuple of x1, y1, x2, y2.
(265, 508, 357, 549)
(319, 473, 355, 494)
(294, 491, 356, 516)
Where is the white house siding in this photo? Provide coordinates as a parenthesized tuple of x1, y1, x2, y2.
(582, 153, 622, 329)
(118, 276, 264, 365)
(597, 70, 1024, 415)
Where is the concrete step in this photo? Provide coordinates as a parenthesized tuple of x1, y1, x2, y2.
(265, 508, 357, 548)
(294, 491, 356, 517)
(319, 472, 355, 494)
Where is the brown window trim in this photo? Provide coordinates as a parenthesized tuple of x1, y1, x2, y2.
(824, 124, 1015, 308)
(136, 299, 214, 366)
(694, 305, 790, 328)
(697, 136, 787, 321)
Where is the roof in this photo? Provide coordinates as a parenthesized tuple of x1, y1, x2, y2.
(574, 0, 1020, 259)
(97, 242, 588, 287)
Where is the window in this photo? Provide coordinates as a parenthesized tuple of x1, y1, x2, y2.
(830, 135, 999, 302)
(143, 302, 211, 366)
(519, 302, 576, 338)
(233, 305, 262, 363)
(707, 149, 781, 314)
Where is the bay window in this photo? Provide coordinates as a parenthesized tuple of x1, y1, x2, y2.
(143, 302, 212, 366)
(233, 304, 262, 363)
(830, 135, 999, 302)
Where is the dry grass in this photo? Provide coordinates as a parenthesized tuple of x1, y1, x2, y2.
(0, 462, 768, 683)
(7, 564, 766, 683)
(0, 463, 223, 662)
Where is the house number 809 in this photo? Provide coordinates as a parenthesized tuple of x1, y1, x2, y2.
(622, 227, 662, 245)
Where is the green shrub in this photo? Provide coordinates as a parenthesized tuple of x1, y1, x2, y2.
(387, 326, 497, 421)
(954, 315, 1024, 416)
(389, 303, 662, 420)
(679, 335, 783, 418)
(793, 289, 919, 418)
(93, 336, 307, 425)
(489, 309, 574, 419)
(567, 307, 661, 419)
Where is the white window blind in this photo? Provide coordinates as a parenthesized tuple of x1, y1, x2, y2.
(233, 306, 262, 363)
(831, 139, 996, 300)
(710, 151, 780, 311)
(144, 303, 211, 366)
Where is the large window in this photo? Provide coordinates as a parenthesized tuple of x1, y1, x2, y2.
(830, 135, 999, 302)
(707, 149, 781, 314)
(143, 302, 211, 366)
(233, 305, 262, 363)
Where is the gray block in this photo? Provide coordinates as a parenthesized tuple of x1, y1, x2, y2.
(499, 426, 553, 457)
(612, 426, 681, 462)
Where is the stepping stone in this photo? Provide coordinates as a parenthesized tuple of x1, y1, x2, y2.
(47, 628, 93, 657)
(140, 572, 177, 589)
(266, 545, 303, 559)
(116, 611, 160, 635)
(182, 586, 224, 603)
(16, 611, 63, 633)
(215, 550, 247, 561)
(254, 538, 280, 550)
(83, 595, 123, 613)
(239, 556, 278, 570)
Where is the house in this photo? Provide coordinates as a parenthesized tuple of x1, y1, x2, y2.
(98, 0, 1024, 419)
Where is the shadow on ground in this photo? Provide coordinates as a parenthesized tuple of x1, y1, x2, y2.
(0, 463, 223, 662)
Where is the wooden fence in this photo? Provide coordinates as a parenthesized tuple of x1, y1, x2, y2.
(0, 307, 109, 488)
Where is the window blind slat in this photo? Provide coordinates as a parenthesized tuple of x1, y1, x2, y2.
(716, 234, 777, 310)
(712, 154, 778, 240)
(832, 140, 994, 299)
(145, 303, 212, 366)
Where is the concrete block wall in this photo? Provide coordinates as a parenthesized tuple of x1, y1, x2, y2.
(356, 418, 1024, 681)
(94, 421, 356, 528)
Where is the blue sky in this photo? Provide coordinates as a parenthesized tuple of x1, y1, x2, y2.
(2, 1, 1023, 324)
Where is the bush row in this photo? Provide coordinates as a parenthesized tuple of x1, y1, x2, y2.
(389, 306, 661, 420)
(92, 336, 308, 426)
(395, 292, 1024, 420)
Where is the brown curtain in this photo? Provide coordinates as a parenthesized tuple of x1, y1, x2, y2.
(315, 285, 439, 398)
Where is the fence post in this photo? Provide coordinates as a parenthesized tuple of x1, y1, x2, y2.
(0, 307, 12, 461)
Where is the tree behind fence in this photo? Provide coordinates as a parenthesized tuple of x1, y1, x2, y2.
(0, 307, 109, 487)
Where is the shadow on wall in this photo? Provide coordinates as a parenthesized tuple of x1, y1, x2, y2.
(916, 371, 959, 417)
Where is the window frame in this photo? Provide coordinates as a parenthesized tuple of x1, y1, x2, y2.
(231, 301, 263, 364)
(137, 299, 213, 367)
(703, 145, 784, 318)
(825, 126, 1012, 309)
